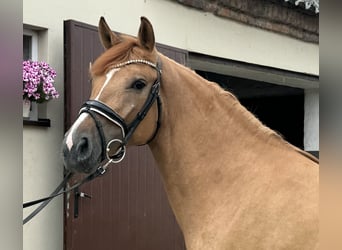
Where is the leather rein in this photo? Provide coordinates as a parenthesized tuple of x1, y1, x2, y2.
(23, 58, 162, 224)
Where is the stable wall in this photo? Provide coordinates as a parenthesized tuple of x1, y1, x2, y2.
(23, 1, 319, 249)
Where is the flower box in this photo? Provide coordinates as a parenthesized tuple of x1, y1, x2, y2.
(23, 60, 59, 121)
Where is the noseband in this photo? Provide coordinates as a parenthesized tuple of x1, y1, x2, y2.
(79, 58, 162, 167)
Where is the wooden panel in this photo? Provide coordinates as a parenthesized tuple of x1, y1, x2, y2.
(65, 147, 185, 250)
(64, 20, 104, 130)
(64, 20, 186, 250)
(157, 43, 188, 67)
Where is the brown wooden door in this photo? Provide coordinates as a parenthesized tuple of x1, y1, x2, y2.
(64, 20, 187, 250)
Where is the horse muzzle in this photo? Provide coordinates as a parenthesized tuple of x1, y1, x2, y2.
(61, 109, 127, 174)
(62, 130, 103, 174)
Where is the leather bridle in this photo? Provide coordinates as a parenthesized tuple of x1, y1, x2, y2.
(79, 58, 162, 165)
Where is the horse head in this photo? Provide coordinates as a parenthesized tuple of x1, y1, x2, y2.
(62, 17, 162, 174)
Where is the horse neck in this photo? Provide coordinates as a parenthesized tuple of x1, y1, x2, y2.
(149, 54, 289, 229)
(151, 54, 286, 175)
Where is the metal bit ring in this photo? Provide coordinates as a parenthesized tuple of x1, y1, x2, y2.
(106, 139, 126, 164)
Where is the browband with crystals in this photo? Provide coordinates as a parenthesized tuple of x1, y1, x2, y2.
(110, 59, 162, 74)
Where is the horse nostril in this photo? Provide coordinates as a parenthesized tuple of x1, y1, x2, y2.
(76, 136, 92, 161)
(78, 137, 88, 153)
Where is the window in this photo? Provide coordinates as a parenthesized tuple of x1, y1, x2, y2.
(23, 28, 51, 126)
(23, 29, 38, 60)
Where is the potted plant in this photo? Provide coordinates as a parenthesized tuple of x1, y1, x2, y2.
(23, 60, 59, 120)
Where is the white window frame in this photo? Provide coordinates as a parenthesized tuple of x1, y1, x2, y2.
(23, 29, 38, 60)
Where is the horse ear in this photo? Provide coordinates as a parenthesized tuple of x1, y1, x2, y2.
(98, 16, 121, 49)
(138, 16, 155, 51)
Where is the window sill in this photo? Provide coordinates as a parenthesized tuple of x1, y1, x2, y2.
(23, 118, 51, 127)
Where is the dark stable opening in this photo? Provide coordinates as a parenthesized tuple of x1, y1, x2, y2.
(197, 70, 304, 149)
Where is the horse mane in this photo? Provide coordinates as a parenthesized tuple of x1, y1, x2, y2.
(91, 36, 138, 76)
(162, 54, 282, 141)
(162, 55, 316, 162)
(218, 86, 284, 141)
(212, 79, 319, 163)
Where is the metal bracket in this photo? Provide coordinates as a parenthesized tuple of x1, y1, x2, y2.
(74, 187, 91, 218)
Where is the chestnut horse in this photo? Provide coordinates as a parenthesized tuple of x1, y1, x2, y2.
(62, 17, 318, 249)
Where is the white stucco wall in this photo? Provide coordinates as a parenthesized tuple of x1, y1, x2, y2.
(304, 89, 319, 151)
(23, 1, 319, 249)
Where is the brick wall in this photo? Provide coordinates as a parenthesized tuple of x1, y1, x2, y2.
(175, 0, 318, 43)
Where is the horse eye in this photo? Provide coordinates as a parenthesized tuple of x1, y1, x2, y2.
(131, 80, 146, 90)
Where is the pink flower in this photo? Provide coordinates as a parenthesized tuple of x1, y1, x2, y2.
(22, 60, 59, 103)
